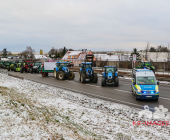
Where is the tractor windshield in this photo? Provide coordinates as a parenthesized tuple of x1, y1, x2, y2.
(137, 76, 156, 85)
(84, 64, 92, 69)
(106, 67, 115, 73)
(60, 63, 68, 67)
(35, 62, 41, 66)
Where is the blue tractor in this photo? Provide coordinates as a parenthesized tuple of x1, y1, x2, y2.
(101, 66, 119, 86)
(53, 62, 75, 80)
(79, 62, 98, 83)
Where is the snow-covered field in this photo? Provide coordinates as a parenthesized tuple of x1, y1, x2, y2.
(0, 73, 170, 140)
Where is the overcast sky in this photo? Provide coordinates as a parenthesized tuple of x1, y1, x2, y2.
(0, 0, 170, 52)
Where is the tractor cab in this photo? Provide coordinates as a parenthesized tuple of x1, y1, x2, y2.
(80, 62, 93, 75)
(137, 61, 155, 73)
(101, 66, 119, 86)
(56, 62, 70, 73)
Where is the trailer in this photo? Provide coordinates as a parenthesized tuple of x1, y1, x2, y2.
(40, 62, 56, 77)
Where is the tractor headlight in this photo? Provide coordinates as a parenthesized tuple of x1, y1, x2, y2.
(137, 89, 141, 93)
(156, 89, 159, 93)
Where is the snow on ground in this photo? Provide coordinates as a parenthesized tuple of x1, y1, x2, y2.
(0, 73, 170, 139)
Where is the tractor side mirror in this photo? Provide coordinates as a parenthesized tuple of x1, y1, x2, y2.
(157, 81, 159, 85)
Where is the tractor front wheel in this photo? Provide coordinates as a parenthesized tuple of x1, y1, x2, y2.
(58, 72, 65, 80)
(115, 77, 119, 86)
(93, 73, 98, 83)
(81, 73, 85, 83)
(7, 67, 10, 71)
(68, 72, 75, 80)
(13, 67, 16, 72)
(30, 68, 33, 74)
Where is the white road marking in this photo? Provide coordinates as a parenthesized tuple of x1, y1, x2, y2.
(85, 84, 100, 87)
(114, 89, 132, 93)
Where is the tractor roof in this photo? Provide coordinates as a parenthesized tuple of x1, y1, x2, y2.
(81, 62, 92, 64)
(104, 66, 116, 68)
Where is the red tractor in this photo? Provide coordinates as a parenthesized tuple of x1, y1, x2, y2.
(20, 61, 32, 73)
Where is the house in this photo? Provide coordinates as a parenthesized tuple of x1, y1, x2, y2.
(62, 50, 95, 65)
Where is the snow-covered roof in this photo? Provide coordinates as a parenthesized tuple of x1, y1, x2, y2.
(34, 55, 52, 60)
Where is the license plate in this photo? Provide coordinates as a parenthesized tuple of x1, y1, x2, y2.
(146, 96, 152, 97)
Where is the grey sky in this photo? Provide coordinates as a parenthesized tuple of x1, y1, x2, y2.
(0, 0, 170, 52)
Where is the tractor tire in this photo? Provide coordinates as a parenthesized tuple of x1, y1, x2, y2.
(68, 72, 75, 80)
(93, 73, 98, 83)
(81, 73, 85, 83)
(36, 69, 39, 73)
(27, 68, 30, 73)
(54, 69, 57, 78)
(101, 78, 106, 87)
(30, 68, 33, 74)
(45, 73, 48, 77)
(79, 73, 81, 81)
(115, 77, 119, 87)
(58, 72, 65, 80)
(7, 67, 10, 71)
(13, 67, 16, 72)
(20, 68, 23, 73)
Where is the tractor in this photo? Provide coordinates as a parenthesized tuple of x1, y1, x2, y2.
(20, 61, 32, 73)
(0, 61, 5, 68)
(53, 62, 75, 80)
(13, 62, 22, 72)
(79, 54, 98, 83)
(4, 61, 12, 69)
(101, 66, 119, 86)
(136, 61, 155, 73)
(28, 62, 42, 73)
(8, 61, 17, 71)
(79, 62, 98, 83)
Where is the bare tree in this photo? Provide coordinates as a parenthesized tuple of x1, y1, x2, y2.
(18, 46, 35, 59)
(145, 42, 150, 61)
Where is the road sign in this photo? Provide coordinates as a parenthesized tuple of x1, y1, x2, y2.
(133, 54, 136, 61)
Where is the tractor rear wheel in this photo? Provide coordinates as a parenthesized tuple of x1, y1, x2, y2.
(68, 72, 75, 80)
(20, 68, 23, 73)
(101, 78, 106, 86)
(58, 72, 65, 80)
(81, 73, 85, 83)
(54, 69, 57, 78)
(93, 73, 98, 83)
(115, 77, 119, 86)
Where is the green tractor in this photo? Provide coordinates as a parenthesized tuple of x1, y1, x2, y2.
(13, 62, 23, 72)
(0, 61, 5, 68)
(8, 61, 16, 71)
(136, 61, 155, 73)
(4, 61, 12, 69)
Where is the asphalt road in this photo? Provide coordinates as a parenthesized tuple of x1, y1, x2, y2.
(1, 69, 170, 111)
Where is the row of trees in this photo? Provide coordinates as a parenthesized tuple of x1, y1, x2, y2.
(149, 45, 170, 52)
(48, 47, 74, 58)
